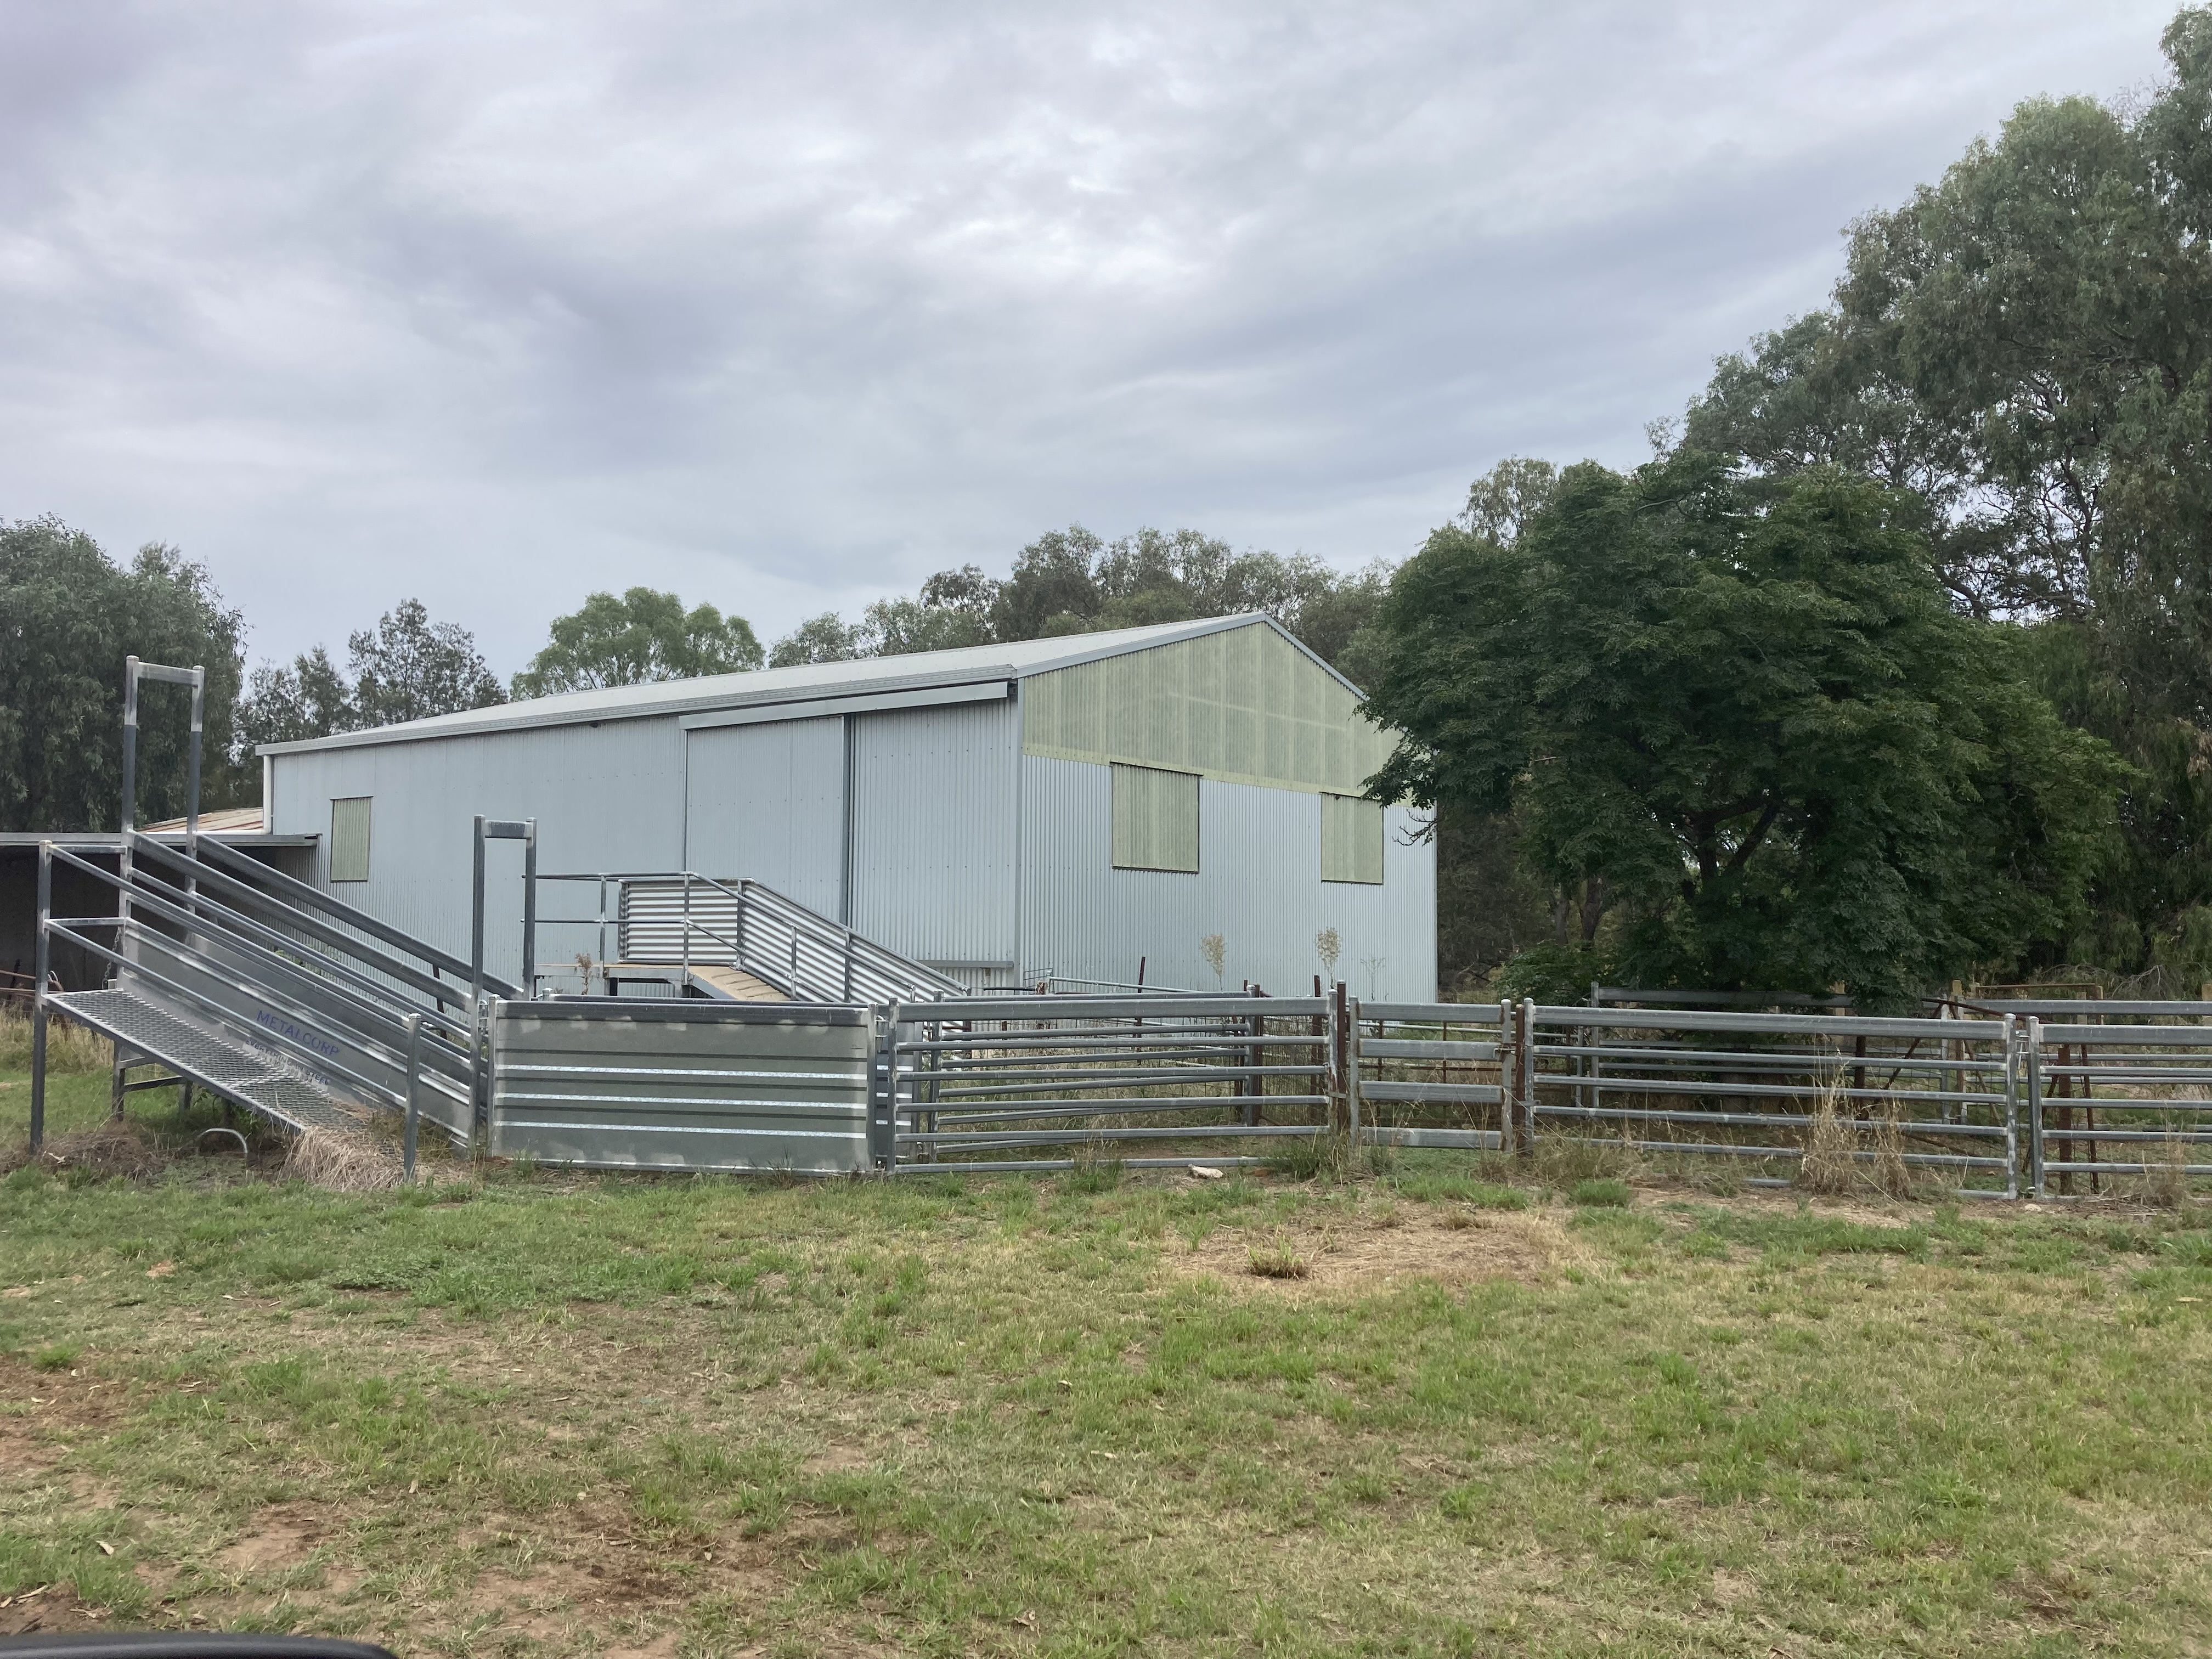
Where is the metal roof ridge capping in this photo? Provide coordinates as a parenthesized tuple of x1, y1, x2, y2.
(253, 612, 1348, 757)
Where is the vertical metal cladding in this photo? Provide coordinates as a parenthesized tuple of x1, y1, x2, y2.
(1019, 754, 1436, 999)
(847, 698, 1018, 974)
(267, 718, 688, 984)
(681, 716, 847, 916)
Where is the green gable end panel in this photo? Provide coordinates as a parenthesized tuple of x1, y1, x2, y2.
(1321, 792, 1384, 884)
(329, 795, 373, 883)
(1023, 623, 1395, 795)
(1111, 763, 1200, 873)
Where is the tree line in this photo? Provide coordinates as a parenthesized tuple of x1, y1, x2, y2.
(0, 516, 1390, 826)
(4, 5, 2206, 1006)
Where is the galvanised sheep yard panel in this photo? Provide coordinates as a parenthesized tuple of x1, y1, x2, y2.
(489, 998, 876, 1174)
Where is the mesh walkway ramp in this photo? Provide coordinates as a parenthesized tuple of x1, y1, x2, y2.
(50, 986, 381, 1137)
(35, 833, 489, 1148)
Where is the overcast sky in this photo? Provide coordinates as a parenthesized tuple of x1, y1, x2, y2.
(0, 1, 2182, 674)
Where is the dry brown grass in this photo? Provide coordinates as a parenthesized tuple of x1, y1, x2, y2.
(280, 1127, 403, 1192)
(2136, 1133, 2194, 1209)
(0, 1007, 112, 1075)
(1797, 1076, 1859, 1195)
(0, 1119, 169, 1180)
(1869, 1101, 1918, 1199)
(1799, 1081, 1925, 1200)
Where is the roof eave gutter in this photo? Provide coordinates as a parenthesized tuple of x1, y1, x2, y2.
(256, 664, 1026, 758)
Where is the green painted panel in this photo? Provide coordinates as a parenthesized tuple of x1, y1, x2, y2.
(1111, 763, 1200, 872)
(329, 795, 372, 883)
(1321, 792, 1385, 884)
(1022, 623, 1395, 795)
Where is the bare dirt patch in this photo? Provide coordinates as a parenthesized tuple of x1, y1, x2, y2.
(1167, 1208, 1588, 1296)
(0, 1586, 108, 1636)
(0, 1356, 127, 1477)
(212, 1505, 329, 1575)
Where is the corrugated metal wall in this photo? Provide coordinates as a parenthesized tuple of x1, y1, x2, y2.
(848, 698, 1018, 971)
(682, 716, 845, 916)
(1020, 624, 1395, 794)
(268, 718, 687, 983)
(1019, 753, 1436, 1000)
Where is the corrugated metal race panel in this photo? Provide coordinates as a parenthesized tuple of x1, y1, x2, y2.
(489, 1000, 873, 1173)
(1021, 754, 1436, 1000)
(848, 698, 1018, 969)
(1021, 622, 1395, 795)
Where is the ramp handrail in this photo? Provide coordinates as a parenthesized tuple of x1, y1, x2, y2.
(185, 831, 516, 996)
(31, 837, 478, 1152)
(535, 868, 964, 1003)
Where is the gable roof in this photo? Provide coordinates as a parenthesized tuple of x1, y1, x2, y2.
(257, 612, 1362, 757)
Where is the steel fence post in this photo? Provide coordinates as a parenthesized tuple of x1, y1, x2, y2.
(870, 1008, 898, 1170)
(521, 820, 538, 998)
(2025, 1017, 2045, 1198)
(2002, 1014, 2019, 1201)
(31, 842, 51, 1157)
(1332, 979, 1350, 1140)
(1344, 994, 1359, 1149)
(403, 1012, 424, 1183)
(1519, 998, 1538, 1155)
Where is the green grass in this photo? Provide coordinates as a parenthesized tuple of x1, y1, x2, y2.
(1568, 1177, 1633, 1208)
(5, 1085, 2212, 1655)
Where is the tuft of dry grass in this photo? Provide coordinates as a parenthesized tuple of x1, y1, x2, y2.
(280, 1127, 403, 1192)
(1247, 1229, 1311, 1279)
(1797, 1076, 1859, 1195)
(2137, 1133, 2194, 1209)
(0, 1006, 112, 1075)
(1868, 1101, 1919, 1199)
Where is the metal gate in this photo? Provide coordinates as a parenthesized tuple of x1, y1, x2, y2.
(884, 994, 1339, 1172)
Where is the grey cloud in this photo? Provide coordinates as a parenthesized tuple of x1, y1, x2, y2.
(0, 0, 2180, 670)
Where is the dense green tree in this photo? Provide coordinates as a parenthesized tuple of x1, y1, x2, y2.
(237, 597, 504, 752)
(1681, 6, 2212, 980)
(512, 588, 763, 698)
(347, 600, 504, 728)
(234, 647, 353, 752)
(0, 517, 247, 831)
(1363, 458, 2123, 1007)
(768, 612, 870, 668)
(769, 525, 1395, 684)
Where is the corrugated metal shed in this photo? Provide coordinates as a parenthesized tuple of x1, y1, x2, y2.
(261, 614, 1438, 998)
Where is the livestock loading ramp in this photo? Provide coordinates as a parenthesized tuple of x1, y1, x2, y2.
(30, 832, 492, 1159)
(26, 836, 963, 1169)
